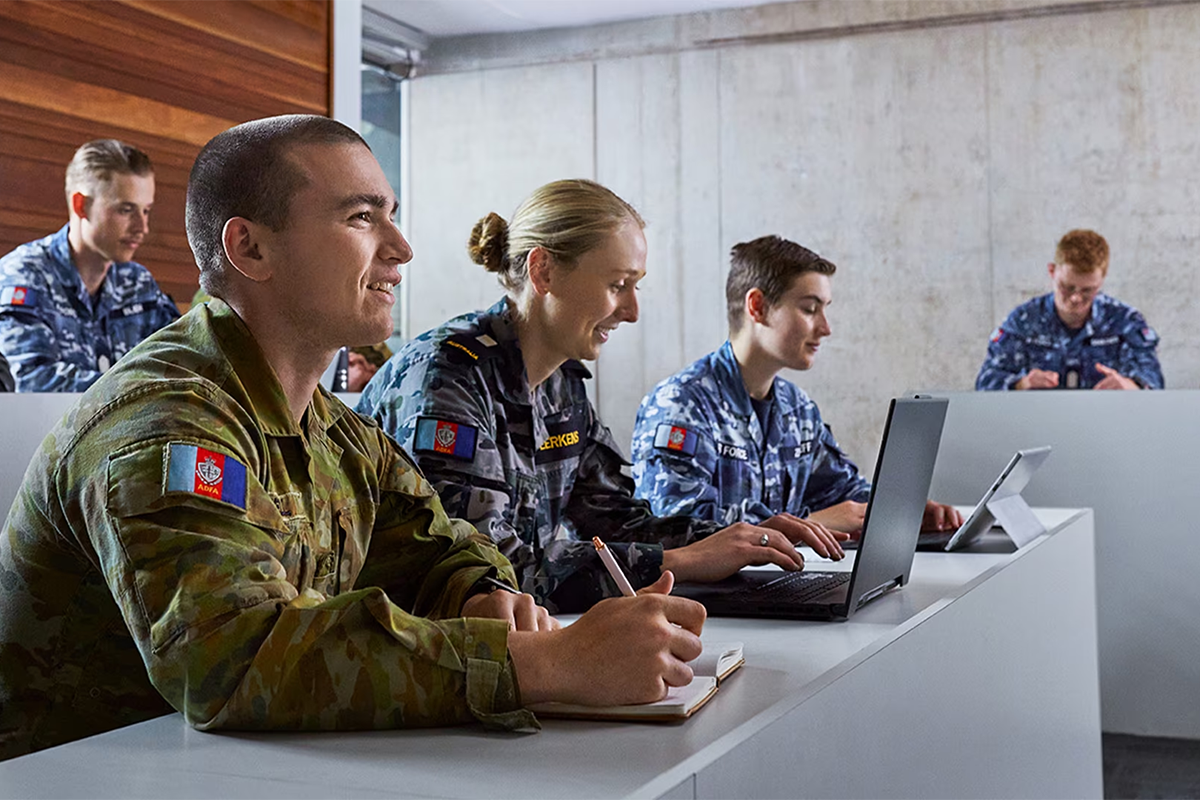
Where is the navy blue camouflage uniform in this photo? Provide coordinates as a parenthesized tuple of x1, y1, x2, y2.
(0, 352, 12, 392)
(976, 293, 1163, 390)
(357, 298, 723, 613)
(0, 225, 179, 392)
(631, 341, 871, 524)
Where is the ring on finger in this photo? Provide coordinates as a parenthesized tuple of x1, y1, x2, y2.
(758, 532, 770, 546)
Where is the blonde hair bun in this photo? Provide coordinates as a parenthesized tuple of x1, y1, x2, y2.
(468, 212, 510, 274)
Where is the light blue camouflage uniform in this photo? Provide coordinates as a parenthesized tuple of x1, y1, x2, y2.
(0, 225, 179, 392)
(357, 298, 723, 613)
(976, 293, 1163, 390)
(631, 341, 871, 525)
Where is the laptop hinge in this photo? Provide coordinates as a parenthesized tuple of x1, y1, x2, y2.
(856, 577, 902, 610)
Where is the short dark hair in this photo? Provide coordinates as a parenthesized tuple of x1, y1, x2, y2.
(726, 235, 836, 333)
(185, 114, 369, 297)
(65, 139, 153, 202)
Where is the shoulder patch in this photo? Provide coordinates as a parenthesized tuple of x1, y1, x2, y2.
(653, 423, 699, 457)
(1, 286, 37, 307)
(165, 443, 248, 509)
(442, 333, 500, 365)
(413, 416, 479, 461)
(990, 327, 1005, 344)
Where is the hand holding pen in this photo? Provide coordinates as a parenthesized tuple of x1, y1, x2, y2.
(506, 540, 707, 707)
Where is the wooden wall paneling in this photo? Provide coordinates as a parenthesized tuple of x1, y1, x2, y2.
(0, 0, 331, 307)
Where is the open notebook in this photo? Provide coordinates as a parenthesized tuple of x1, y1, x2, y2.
(527, 642, 744, 722)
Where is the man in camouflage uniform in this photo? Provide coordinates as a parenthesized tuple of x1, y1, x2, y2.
(0, 116, 706, 760)
(0, 139, 179, 391)
(976, 229, 1163, 391)
(631, 236, 962, 538)
(358, 299, 733, 613)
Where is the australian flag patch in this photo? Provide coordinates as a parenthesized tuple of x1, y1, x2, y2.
(165, 443, 248, 508)
(414, 417, 478, 461)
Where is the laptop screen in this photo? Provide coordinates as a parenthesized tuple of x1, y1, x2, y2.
(842, 396, 948, 614)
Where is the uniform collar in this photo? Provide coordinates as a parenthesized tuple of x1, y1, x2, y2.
(481, 296, 590, 408)
(712, 341, 756, 417)
(48, 224, 138, 310)
(206, 299, 343, 438)
(478, 297, 530, 405)
(47, 225, 93, 305)
(1042, 292, 1099, 339)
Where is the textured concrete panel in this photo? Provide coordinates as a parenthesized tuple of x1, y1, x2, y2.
(402, 1, 1200, 504)
(717, 28, 992, 471)
(594, 51, 724, 456)
(986, 6, 1200, 391)
(405, 62, 595, 337)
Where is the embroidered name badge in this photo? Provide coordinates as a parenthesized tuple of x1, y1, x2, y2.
(715, 441, 749, 461)
(1, 286, 37, 307)
(784, 440, 815, 460)
(165, 443, 247, 508)
(414, 417, 478, 461)
(535, 424, 584, 464)
(118, 302, 146, 317)
(1089, 335, 1119, 347)
(654, 424, 698, 457)
(442, 333, 499, 364)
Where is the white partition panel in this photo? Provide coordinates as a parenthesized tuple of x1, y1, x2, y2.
(928, 389, 1200, 738)
(0, 394, 82, 522)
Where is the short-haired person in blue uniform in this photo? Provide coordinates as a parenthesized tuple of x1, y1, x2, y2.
(0, 139, 179, 391)
(358, 182, 843, 613)
(631, 235, 963, 539)
(976, 229, 1163, 391)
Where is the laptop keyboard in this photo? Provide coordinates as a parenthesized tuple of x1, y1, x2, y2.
(732, 571, 850, 604)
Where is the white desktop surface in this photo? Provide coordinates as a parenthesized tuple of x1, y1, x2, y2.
(0, 509, 1099, 800)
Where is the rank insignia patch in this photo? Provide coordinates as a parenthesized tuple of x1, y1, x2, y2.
(1, 286, 37, 307)
(654, 423, 698, 457)
(414, 417, 478, 461)
(166, 443, 248, 508)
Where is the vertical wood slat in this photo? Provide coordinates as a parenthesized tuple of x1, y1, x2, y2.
(0, 0, 331, 305)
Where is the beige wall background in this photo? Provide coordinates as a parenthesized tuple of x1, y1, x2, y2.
(401, 0, 1200, 472)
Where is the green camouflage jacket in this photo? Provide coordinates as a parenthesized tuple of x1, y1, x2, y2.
(0, 299, 535, 761)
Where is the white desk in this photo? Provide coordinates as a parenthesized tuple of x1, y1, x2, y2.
(0, 509, 1100, 799)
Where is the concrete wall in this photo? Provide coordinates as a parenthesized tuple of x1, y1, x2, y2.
(402, 0, 1200, 470)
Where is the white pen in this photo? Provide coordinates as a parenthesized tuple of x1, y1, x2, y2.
(592, 536, 636, 597)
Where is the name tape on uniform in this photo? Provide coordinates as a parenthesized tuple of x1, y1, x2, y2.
(165, 443, 248, 508)
(414, 417, 478, 461)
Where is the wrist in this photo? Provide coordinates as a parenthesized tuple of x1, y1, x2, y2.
(661, 547, 691, 582)
(507, 629, 563, 705)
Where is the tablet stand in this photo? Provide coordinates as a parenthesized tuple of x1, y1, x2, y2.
(986, 493, 1047, 548)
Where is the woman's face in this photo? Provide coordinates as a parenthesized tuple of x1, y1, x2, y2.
(542, 220, 647, 363)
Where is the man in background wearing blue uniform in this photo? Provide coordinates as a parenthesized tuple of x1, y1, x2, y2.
(976, 229, 1162, 391)
(632, 235, 962, 538)
(0, 139, 178, 392)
